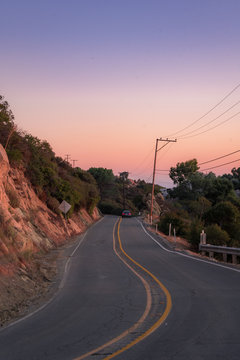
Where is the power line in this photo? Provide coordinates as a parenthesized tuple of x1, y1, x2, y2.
(199, 150, 240, 166)
(178, 99, 240, 138)
(155, 173, 170, 176)
(145, 174, 153, 182)
(166, 82, 240, 137)
(131, 147, 155, 175)
(179, 111, 240, 139)
(157, 142, 174, 161)
(154, 150, 240, 173)
(201, 158, 240, 172)
(131, 159, 154, 178)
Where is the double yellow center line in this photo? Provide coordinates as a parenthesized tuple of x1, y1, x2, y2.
(74, 218, 172, 360)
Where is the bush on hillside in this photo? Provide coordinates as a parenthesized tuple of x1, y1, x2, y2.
(99, 200, 122, 215)
(186, 218, 204, 250)
(158, 211, 190, 237)
(205, 224, 230, 246)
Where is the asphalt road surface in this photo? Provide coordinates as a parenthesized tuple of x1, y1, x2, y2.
(0, 215, 240, 360)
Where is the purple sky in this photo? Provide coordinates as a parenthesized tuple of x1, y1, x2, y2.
(1, 0, 240, 186)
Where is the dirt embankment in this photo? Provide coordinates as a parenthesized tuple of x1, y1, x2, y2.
(0, 144, 100, 326)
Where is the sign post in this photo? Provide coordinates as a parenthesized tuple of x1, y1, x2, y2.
(58, 200, 71, 220)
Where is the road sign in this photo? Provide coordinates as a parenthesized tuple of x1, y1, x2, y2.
(59, 200, 71, 214)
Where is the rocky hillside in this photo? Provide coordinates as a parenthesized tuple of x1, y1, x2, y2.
(0, 144, 100, 326)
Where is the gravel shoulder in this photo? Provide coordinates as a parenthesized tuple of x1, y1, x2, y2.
(0, 220, 100, 328)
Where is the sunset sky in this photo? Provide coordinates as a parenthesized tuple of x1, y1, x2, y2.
(1, 0, 240, 187)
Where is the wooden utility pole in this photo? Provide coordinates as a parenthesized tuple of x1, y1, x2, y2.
(72, 160, 78, 168)
(119, 172, 129, 209)
(150, 138, 177, 224)
(65, 154, 71, 163)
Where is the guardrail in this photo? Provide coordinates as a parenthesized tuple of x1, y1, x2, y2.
(199, 244, 240, 264)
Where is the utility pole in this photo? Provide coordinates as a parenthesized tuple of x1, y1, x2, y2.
(150, 138, 177, 224)
(119, 172, 129, 210)
(65, 154, 71, 163)
(72, 160, 78, 168)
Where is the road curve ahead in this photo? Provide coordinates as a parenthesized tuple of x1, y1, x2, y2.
(0, 215, 240, 360)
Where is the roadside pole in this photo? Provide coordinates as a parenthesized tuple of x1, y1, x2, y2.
(59, 200, 71, 221)
(150, 138, 177, 224)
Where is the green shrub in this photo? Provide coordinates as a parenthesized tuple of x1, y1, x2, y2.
(99, 200, 122, 215)
(159, 211, 190, 237)
(6, 148, 23, 164)
(187, 218, 204, 250)
(205, 224, 230, 246)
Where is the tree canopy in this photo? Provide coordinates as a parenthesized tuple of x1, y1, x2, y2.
(169, 159, 199, 185)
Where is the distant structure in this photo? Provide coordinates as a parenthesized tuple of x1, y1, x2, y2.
(160, 188, 169, 198)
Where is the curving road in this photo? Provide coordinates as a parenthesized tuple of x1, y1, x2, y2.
(0, 215, 240, 360)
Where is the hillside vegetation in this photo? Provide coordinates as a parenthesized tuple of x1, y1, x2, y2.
(0, 96, 102, 325)
(158, 159, 240, 249)
(88, 168, 163, 215)
(0, 96, 100, 215)
(2, 95, 240, 252)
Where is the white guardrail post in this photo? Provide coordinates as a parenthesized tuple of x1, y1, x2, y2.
(199, 241, 240, 264)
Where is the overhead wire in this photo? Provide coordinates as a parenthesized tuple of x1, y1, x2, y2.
(132, 141, 174, 180)
(179, 111, 240, 139)
(166, 82, 240, 137)
(199, 150, 240, 166)
(145, 174, 153, 183)
(133, 85, 240, 183)
(178, 99, 240, 138)
(132, 158, 154, 178)
(201, 158, 240, 172)
(155, 149, 240, 176)
(131, 147, 155, 174)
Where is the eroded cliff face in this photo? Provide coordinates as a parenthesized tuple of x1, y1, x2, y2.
(0, 144, 100, 325)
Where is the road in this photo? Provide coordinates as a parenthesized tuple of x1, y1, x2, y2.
(0, 215, 240, 360)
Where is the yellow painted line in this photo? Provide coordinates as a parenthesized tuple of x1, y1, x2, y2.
(74, 218, 152, 360)
(103, 218, 172, 359)
(74, 217, 172, 360)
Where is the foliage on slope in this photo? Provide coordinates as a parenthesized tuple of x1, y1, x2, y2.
(160, 159, 240, 248)
(0, 96, 100, 215)
(88, 168, 163, 215)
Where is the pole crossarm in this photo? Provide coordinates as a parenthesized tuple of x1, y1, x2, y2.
(150, 137, 177, 223)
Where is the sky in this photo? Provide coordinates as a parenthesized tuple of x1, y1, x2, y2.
(1, 0, 240, 187)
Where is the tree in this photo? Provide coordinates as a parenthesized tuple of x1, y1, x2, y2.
(187, 218, 204, 250)
(119, 171, 129, 181)
(230, 167, 240, 190)
(88, 167, 115, 197)
(0, 95, 16, 148)
(204, 201, 240, 238)
(185, 196, 211, 220)
(205, 224, 230, 246)
(169, 159, 199, 185)
(119, 172, 129, 209)
(158, 211, 190, 237)
(203, 176, 233, 204)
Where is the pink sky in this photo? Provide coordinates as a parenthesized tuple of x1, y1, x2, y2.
(1, 1, 240, 187)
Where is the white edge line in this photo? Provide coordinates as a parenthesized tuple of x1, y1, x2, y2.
(136, 218, 240, 274)
(1, 217, 104, 331)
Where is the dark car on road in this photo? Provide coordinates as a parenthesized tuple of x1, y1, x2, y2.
(121, 210, 132, 217)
